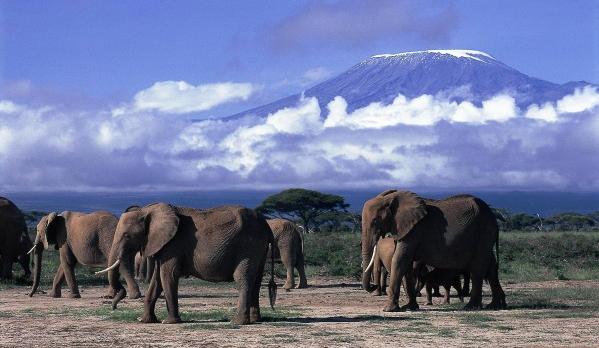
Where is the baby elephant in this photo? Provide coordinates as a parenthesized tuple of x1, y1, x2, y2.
(267, 219, 307, 291)
(414, 262, 465, 305)
(363, 237, 395, 296)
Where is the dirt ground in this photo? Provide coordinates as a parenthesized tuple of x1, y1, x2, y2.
(0, 277, 598, 347)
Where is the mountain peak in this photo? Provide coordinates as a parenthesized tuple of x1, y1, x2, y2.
(371, 49, 495, 62)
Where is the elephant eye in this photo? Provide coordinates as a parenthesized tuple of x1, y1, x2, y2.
(123, 233, 130, 240)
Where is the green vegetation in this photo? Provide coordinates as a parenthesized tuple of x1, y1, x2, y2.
(492, 208, 598, 232)
(303, 230, 599, 281)
(256, 188, 349, 231)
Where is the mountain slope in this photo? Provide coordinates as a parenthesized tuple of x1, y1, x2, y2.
(229, 50, 593, 118)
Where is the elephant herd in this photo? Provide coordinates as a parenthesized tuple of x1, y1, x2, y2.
(0, 190, 506, 325)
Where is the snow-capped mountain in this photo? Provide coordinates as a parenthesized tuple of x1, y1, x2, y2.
(230, 49, 594, 118)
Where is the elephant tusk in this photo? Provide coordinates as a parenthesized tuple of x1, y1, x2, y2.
(95, 260, 120, 275)
(364, 245, 377, 274)
(27, 245, 37, 255)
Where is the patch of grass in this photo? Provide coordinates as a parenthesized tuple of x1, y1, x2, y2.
(331, 336, 362, 343)
(435, 327, 456, 337)
(0, 311, 13, 318)
(312, 330, 339, 337)
(500, 232, 599, 282)
(508, 287, 599, 310)
(267, 333, 299, 343)
(514, 310, 596, 319)
(183, 322, 240, 330)
(495, 325, 515, 331)
(459, 313, 497, 328)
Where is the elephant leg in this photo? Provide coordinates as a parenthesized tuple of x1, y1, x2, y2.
(0, 249, 15, 279)
(249, 255, 267, 323)
(232, 259, 257, 325)
(140, 261, 162, 323)
(120, 257, 141, 299)
(384, 242, 417, 312)
(443, 284, 451, 304)
(425, 282, 433, 305)
(433, 284, 442, 297)
(463, 272, 471, 296)
(380, 268, 388, 295)
(452, 277, 464, 303)
(485, 257, 507, 310)
(17, 254, 31, 279)
(160, 258, 182, 324)
(59, 249, 80, 298)
(282, 254, 295, 291)
(464, 273, 484, 310)
(373, 262, 382, 296)
(145, 257, 155, 284)
(50, 265, 65, 298)
(295, 253, 308, 289)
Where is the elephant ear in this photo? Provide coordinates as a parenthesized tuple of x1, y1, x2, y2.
(143, 203, 179, 257)
(378, 189, 398, 197)
(124, 205, 141, 212)
(389, 191, 427, 240)
(39, 212, 59, 249)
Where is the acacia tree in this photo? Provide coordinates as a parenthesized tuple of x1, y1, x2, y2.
(256, 188, 348, 232)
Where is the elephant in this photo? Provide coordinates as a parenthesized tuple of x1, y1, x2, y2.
(0, 197, 28, 279)
(266, 219, 307, 290)
(361, 190, 507, 312)
(414, 261, 464, 305)
(363, 237, 395, 296)
(28, 211, 141, 299)
(99, 203, 277, 325)
(134, 252, 155, 283)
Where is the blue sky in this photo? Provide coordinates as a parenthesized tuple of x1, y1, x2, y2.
(2, 1, 597, 114)
(1, 1, 598, 192)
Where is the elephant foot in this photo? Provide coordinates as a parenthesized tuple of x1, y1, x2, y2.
(68, 292, 81, 299)
(283, 283, 294, 291)
(138, 313, 159, 323)
(373, 291, 383, 297)
(401, 302, 419, 311)
(128, 291, 142, 300)
(433, 293, 443, 298)
(295, 282, 308, 289)
(464, 302, 483, 311)
(231, 313, 251, 325)
(485, 298, 507, 310)
(416, 292, 422, 297)
(162, 316, 182, 324)
(382, 303, 401, 312)
(102, 288, 116, 299)
(426, 301, 433, 305)
(250, 308, 261, 323)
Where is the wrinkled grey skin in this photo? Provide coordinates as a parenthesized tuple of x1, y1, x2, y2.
(361, 190, 507, 312)
(0, 197, 27, 279)
(29, 211, 140, 299)
(134, 252, 155, 283)
(106, 203, 277, 325)
(267, 219, 307, 290)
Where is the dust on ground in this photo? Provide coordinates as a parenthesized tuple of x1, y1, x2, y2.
(0, 277, 597, 347)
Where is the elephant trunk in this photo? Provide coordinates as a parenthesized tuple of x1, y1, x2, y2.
(29, 245, 43, 297)
(106, 249, 126, 310)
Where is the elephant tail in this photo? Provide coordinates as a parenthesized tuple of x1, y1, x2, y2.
(268, 232, 277, 309)
(258, 213, 277, 310)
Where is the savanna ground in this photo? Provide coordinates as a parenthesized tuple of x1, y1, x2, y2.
(1, 232, 598, 347)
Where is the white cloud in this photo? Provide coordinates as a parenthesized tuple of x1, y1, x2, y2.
(115, 80, 256, 115)
(0, 100, 22, 114)
(557, 86, 599, 113)
(1, 85, 599, 191)
(324, 93, 518, 129)
(302, 67, 333, 84)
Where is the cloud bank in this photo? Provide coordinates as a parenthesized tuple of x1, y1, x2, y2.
(1, 84, 598, 191)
